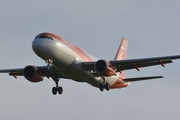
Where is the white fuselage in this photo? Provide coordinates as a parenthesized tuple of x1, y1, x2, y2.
(32, 34, 124, 88)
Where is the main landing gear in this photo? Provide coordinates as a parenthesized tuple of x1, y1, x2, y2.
(99, 77, 110, 91)
(46, 59, 63, 95)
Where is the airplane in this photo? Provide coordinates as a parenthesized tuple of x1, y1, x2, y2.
(0, 32, 180, 95)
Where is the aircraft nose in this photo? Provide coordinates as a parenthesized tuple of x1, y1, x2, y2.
(32, 38, 43, 52)
(32, 38, 51, 59)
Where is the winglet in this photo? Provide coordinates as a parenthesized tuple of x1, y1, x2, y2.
(114, 38, 128, 60)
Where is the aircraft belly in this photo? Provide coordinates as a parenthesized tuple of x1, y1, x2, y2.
(54, 57, 100, 85)
(55, 57, 119, 88)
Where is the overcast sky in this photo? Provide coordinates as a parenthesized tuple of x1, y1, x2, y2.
(0, 0, 180, 120)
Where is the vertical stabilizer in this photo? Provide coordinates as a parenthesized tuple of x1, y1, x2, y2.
(114, 38, 128, 77)
(114, 38, 128, 60)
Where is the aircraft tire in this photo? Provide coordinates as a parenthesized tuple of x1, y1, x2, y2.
(99, 83, 104, 91)
(105, 83, 110, 91)
(52, 87, 57, 95)
(58, 87, 63, 94)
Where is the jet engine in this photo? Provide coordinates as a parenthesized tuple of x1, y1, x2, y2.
(24, 65, 43, 82)
(94, 60, 115, 76)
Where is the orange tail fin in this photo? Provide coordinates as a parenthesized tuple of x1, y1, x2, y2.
(114, 38, 128, 77)
(114, 38, 128, 60)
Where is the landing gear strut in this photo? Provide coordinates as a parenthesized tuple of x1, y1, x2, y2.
(46, 59, 63, 95)
(46, 59, 53, 78)
(46, 59, 53, 70)
(99, 77, 110, 91)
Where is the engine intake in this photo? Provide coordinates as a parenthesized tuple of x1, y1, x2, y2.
(95, 60, 115, 76)
(24, 65, 43, 82)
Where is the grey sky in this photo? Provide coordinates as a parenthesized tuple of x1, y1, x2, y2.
(0, 0, 180, 120)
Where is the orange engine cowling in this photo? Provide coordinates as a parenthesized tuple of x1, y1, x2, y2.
(94, 60, 115, 76)
(23, 65, 43, 82)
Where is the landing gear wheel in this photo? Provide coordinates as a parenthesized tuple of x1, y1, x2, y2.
(99, 82, 110, 92)
(99, 76, 110, 91)
(52, 87, 57, 95)
(58, 87, 63, 94)
(105, 83, 110, 91)
(99, 83, 104, 91)
(52, 87, 63, 95)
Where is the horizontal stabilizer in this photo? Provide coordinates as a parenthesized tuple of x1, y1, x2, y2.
(123, 76, 163, 82)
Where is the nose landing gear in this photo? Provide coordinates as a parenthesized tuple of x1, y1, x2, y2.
(52, 77, 63, 95)
(51, 71, 64, 95)
(46, 59, 63, 95)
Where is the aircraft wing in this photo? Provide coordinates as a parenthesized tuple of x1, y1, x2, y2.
(0, 66, 48, 76)
(82, 55, 180, 72)
(0, 68, 24, 75)
(0, 66, 67, 79)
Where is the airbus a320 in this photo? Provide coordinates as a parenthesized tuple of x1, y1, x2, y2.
(0, 32, 180, 95)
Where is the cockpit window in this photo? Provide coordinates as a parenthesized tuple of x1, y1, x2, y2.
(35, 36, 39, 39)
(46, 36, 50, 39)
(46, 36, 53, 40)
(39, 36, 46, 38)
(35, 35, 53, 40)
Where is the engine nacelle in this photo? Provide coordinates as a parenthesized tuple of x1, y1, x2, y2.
(23, 65, 43, 82)
(94, 60, 115, 76)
